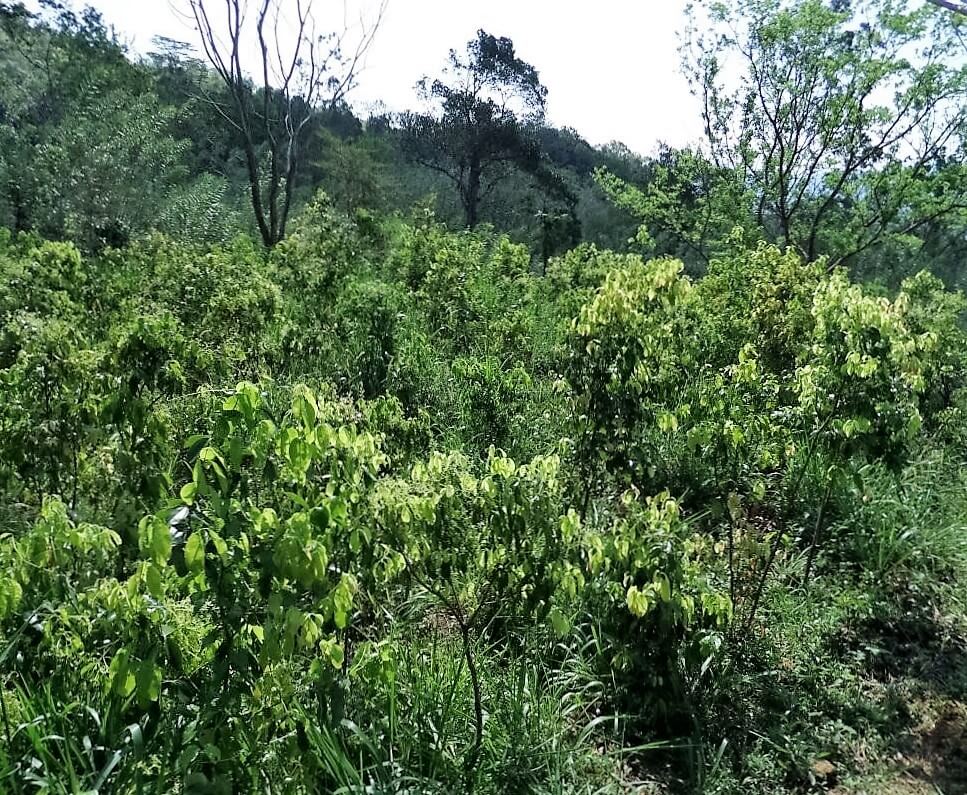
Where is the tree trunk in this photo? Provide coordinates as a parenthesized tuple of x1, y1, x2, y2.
(242, 136, 274, 248)
(11, 183, 29, 233)
(465, 157, 481, 229)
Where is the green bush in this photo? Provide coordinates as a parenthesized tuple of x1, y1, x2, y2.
(1, 204, 965, 794)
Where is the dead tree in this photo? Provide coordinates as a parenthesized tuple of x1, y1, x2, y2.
(189, 0, 386, 247)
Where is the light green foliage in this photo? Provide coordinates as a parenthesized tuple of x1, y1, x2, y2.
(568, 239, 951, 502)
(564, 238, 964, 697)
(2, 497, 120, 610)
(569, 255, 697, 488)
(377, 447, 579, 631)
(796, 269, 935, 463)
(394, 212, 487, 341)
(272, 192, 375, 309)
(161, 384, 393, 677)
(0, 238, 86, 320)
(595, 150, 753, 270)
(0, 208, 964, 795)
(682, 0, 967, 269)
(571, 0, 967, 285)
(898, 270, 967, 427)
(0, 5, 966, 788)
(546, 243, 643, 319)
(584, 490, 730, 669)
(695, 237, 826, 369)
(145, 237, 281, 361)
(0, 314, 102, 502)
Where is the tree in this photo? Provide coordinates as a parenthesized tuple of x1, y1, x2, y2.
(313, 128, 392, 213)
(595, 146, 752, 271)
(188, 0, 385, 248)
(399, 30, 548, 229)
(0, 1, 197, 247)
(680, 0, 967, 266)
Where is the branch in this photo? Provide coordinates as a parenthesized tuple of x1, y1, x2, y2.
(927, 0, 967, 14)
(323, 0, 388, 108)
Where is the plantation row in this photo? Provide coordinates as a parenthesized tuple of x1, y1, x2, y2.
(1, 197, 966, 792)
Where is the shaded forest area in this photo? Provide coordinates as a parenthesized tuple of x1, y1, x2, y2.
(1, 1, 967, 793)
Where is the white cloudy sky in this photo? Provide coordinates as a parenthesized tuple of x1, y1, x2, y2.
(27, 0, 706, 155)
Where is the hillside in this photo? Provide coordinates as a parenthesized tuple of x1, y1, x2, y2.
(1, 1, 967, 793)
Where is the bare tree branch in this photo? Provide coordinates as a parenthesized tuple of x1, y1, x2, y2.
(188, 0, 386, 247)
(927, 0, 967, 15)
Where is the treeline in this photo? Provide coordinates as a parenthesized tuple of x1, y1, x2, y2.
(3, 1, 964, 285)
(0, 3, 645, 257)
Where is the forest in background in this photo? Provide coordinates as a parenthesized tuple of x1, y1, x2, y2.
(1, 1, 967, 793)
(3, 0, 966, 284)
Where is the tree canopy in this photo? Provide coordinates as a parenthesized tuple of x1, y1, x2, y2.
(399, 30, 550, 229)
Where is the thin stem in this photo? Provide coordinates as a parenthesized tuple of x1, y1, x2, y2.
(457, 615, 483, 792)
(0, 673, 12, 757)
(802, 480, 833, 589)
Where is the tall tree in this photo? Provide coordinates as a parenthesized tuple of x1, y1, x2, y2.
(680, 0, 967, 266)
(399, 30, 548, 229)
(188, 0, 385, 248)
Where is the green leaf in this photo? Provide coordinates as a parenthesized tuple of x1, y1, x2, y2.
(109, 650, 135, 698)
(626, 586, 651, 617)
(184, 434, 209, 457)
(209, 530, 229, 558)
(293, 387, 318, 427)
(185, 533, 205, 573)
(146, 563, 164, 598)
(152, 521, 171, 564)
(549, 607, 570, 637)
(135, 660, 162, 709)
(192, 460, 208, 495)
(310, 505, 330, 529)
(325, 641, 345, 669)
(180, 482, 197, 504)
(656, 573, 672, 603)
(657, 411, 679, 433)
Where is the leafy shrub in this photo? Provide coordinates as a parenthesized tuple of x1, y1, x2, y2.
(0, 315, 102, 504)
(0, 238, 86, 322)
(580, 490, 731, 721)
(333, 279, 402, 399)
(1, 198, 965, 794)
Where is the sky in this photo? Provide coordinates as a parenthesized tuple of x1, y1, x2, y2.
(29, 0, 706, 155)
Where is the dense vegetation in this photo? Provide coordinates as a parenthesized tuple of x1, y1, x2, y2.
(1, 1, 967, 793)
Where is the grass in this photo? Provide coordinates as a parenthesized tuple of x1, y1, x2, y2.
(690, 445, 967, 795)
(297, 621, 658, 794)
(0, 680, 148, 794)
